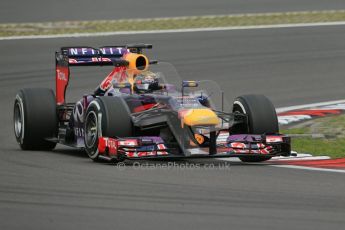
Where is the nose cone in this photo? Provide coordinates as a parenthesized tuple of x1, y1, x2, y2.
(179, 109, 220, 126)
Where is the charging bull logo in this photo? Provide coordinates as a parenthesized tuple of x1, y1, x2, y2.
(73, 101, 84, 123)
(100, 66, 128, 91)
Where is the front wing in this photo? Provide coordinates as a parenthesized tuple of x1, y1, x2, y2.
(97, 133, 291, 161)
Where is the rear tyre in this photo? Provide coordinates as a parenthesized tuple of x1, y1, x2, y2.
(231, 94, 278, 162)
(84, 97, 133, 161)
(14, 88, 57, 150)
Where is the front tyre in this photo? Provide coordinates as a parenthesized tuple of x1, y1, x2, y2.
(14, 88, 57, 150)
(231, 94, 279, 162)
(84, 109, 99, 159)
(84, 97, 133, 161)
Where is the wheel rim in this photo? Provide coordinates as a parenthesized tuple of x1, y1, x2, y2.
(85, 111, 98, 148)
(14, 101, 23, 139)
(233, 101, 246, 114)
(231, 100, 249, 134)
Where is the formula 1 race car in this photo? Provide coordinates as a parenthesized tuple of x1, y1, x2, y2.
(13, 44, 291, 163)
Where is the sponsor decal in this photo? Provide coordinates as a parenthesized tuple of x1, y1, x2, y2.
(118, 139, 138, 146)
(227, 142, 272, 155)
(68, 47, 129, 56)
(126, 152, 137, 158)
(68, 59, 78, 64)
(107, 138, 118, 155)
(157, 144, 168, 155)
(230, 142, 246, 149)
(98, 137, 118, 155)
(56, 69, 67, 81)
(229, 148, 270, 154)
(124, 144, 168, 158)
(266, 136, 283, 143)
(74, 127, 84, 137)
(56, 65, 69, 104)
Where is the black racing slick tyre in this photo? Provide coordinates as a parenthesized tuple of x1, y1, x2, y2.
(84, 96, 133, 161)
(13, 88, 57, 150)
(231, 94, 279, 162)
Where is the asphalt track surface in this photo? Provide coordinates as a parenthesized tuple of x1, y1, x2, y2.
(1, 0, 345, 23)
(1, 26, 345, 229)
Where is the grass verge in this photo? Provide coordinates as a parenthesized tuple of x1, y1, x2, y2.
(281, 114, 345, 158)
(1, 10, 345, 37)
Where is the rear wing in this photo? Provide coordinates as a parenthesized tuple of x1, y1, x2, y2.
(56, 44, 152, 66)
(55, 44, 154, 104)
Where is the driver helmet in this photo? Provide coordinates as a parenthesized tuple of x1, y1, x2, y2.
(133, 71, 160, 94)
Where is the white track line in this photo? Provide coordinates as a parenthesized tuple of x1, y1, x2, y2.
(272, 165, 345, 174)
(271, 156, 331, 161)
(1, 21, 345, 41)
(276, 99, 345, 113)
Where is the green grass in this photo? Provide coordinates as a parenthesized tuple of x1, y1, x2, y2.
(1, 10, 345, 37)
(281, 114, 345, 158)
(288, 138, 345, 158)
(282, 127, 309, 135)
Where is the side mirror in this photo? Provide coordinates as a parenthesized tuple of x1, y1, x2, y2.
(159, 84, 176, 92)
(113, 82, 131, 89)
(182, 80, 199, 88)
(181, 81, 199, 98)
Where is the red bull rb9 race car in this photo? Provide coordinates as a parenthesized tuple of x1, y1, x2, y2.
(13, 44, 291, 163)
